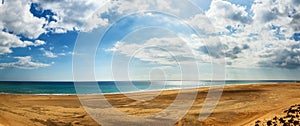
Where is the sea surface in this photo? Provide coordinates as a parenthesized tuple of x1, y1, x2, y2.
(0, 80, 296, 95)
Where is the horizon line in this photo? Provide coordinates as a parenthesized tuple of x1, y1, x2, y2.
(0, 80, 299, 82)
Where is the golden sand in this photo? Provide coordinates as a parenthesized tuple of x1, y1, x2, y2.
(0, 83, 300, 126)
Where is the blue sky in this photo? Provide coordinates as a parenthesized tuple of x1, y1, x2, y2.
(0, 0, 300, 81)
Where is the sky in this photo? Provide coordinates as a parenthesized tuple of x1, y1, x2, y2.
(0, 0, 300, 81)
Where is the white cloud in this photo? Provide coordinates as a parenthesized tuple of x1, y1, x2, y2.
(0, 0, 198, 55)
(107, 36, 212, 65)
(114, 0, 180, 15)
(201, 0, 299, 39)
(188, 14, 216, 34)
(44, 50, 57, 58)
(0, 0, 199, 37)
(243, 0, 300, 38)
(103, 0, 300, 69)
(39, 48, 57, 58)
(256, 39, 300, 69)
(63, 45, 69, 48)
(0, 0, 299, 70)
(0, 56, 51, 69)
(39, 47, 71, 58)
(107, 31, 300, 69)
(0, 1, 46, 55)
(34, 0, 199, 33)
(0, 0, 46, 38)
(206, 0, 252, 33)
(199, 31, 300, 69)
(33, 40, 46, 46)
(0, 32, 45, 54)
(32, 0, 110, 33)
(186, 0, 300, 69)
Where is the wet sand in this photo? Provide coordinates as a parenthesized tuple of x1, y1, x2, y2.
(0, 83, 300, 126)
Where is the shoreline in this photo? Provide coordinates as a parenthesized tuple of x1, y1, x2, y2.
(0, 82, 300, 125)
(0, 82, 281, 96)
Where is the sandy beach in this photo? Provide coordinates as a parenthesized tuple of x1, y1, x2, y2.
(0, 83, 300, 126)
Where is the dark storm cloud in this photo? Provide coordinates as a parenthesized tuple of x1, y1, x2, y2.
(198, 44, 226, 59)
(228, 11, 253, 24)
(198, 44, 250, 60)
(290, 14, 300, 31)
(261, 10, 278, 23)
(292, 0, 300, 5)
(225, 44, 250, 59)
(259, 44, 300, 69)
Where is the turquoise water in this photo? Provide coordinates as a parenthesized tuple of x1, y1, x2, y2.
(0, 80, 295, 95)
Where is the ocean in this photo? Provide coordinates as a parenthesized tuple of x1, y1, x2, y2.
(0, 80, 296, 95)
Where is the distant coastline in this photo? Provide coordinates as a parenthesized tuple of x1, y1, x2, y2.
(0, 80, 298, 82)
(1, 83, 300, 125)
(0, 80, 297, 95)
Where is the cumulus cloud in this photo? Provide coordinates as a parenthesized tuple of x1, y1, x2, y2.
(33, 0, 109, 33)
(257, 40, 300, 69)
(32, 0, 185, 33)
(0, 1, 46, 55)
(251, 0, 298, 24)
(188, 14, 216, 34)
(0, 0, 299, 70)
(39, 48, 57, 58)
(106, 37, 210, 65)
(0, 0, 197, 54)
(39, 48, 68, 58)
(206, 0, 252, 32)
(189, 0, 300, 69)
(1, 0, 192, 36)
(0, 0, 46, 38)
(0, 56, 51, 69)
(0, 0, 206, 70)
(244, 0, 300, 37)
(102, 0, 300, 70)
(290, 14, 300, 31)
(209, 32, 300, 69)
(33, 40, 46, 46)
(0, 32, 45, 54)
(106, 32, 299, 69)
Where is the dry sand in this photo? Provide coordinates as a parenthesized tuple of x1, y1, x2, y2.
(0, 83, 300, 126)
